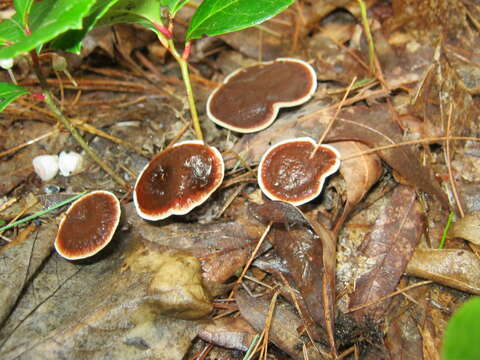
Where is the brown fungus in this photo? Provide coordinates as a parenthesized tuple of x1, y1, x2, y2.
(206, 58, 317, 133)
(134, 140, 224, 220)
(55, 190, 121, 260)
(258, 137, 340, 206)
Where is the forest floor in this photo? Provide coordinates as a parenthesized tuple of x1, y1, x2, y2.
(1, 0, 480, 359)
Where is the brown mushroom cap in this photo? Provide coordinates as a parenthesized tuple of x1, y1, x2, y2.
(134, 140, 224, 220)
(258, 137, 340, 206)
(206, 58, 317, 133)
(54, 190, 121, 260)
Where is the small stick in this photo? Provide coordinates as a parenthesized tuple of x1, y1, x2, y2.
(340, 135, 480, 161)
(308, 76, 357, 159)
(444, 103, 464, 217)
(346, 280, 432, 313)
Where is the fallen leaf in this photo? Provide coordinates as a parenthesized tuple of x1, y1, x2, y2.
(406, 249, 480, 294)
(198, 317, 256, 352)
(331, 141, 383, 228)
(125, 247, 213, 320)
(0, 223, 54, 325)
(248, 200, 335, 350)
(0, 234, 206, 360)
(448, 211, 480, 245)
(349, 185, 425, 321)
(125, 203, 263, 283)
(236, 291, 326, 360)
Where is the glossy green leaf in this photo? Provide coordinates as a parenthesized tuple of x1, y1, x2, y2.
(14, 0, 34, 27)
(0, 0, 96, 60)
(442, 297, 480, 360)
(160, 0, 189, 16)
(0, 82, 29, 112)
(98, 0, 163, 33)
(186, 0, 294, 40)
(51, 0, 120, 53)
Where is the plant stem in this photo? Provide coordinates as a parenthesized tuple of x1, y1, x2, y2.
(166, 39, 204, 141)
(29, 51, 128, 189)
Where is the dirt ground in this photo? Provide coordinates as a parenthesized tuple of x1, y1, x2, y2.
(1, 0, 480, 359)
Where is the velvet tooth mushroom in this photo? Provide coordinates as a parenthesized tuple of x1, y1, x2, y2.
(258, 137, 341, 206)
(206, 58, 317, 133)
(55, 190, 121, 260)
(134, 140, 224, 220)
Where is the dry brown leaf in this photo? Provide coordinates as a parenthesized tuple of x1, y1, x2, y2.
(198, 317, 256, 352)
(0, 223, 55, 325)
(249, 200, 336, 351)
(449, 211, 480, 245)
(236, 291, 326, 360)
(125, 203, 263, 283)
(0, 237, 206, 360)
(349, 185, 425, 321)
(332, 141, 383, 227)
(406, 248, 480, 294)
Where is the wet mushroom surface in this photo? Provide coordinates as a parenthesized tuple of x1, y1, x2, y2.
(134, 140, 224, 220)
(54, 190, 121, 260)
(206, 58, 317, 133)
(258, 137, 341, 206)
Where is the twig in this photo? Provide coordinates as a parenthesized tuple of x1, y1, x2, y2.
(317, 76, 357, 145)
(29, 51, 128, 189)
(340, 135, 480, 161)
(444, 103, 464, 217)
(346, 280, 432, 313)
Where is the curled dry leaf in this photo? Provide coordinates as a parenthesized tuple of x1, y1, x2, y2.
(332, 141, 383, 226)
(448, 211, 480, 245)
(125, 248, 213, 320)
(349, 185, 425, 322)
(198, 317, 257, 352)
(406, 249, 480, 294)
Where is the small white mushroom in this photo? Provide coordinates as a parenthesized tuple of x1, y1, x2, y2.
(0, 58, 14, 70)
(32, 155, 59, 182)
(58, 151, 83, 177)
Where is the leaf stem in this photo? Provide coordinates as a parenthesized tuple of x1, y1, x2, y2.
(29, 51, 128, 189)
(165, 38, 204, 141)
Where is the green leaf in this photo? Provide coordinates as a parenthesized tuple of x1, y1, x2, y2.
(51, 0, 120, 53)
(98, 0, 163, 33)
(0, 0, 96, 60)
(442, 297, 480, 360)
(186, 0, 294, 40)
(160, 0, 189, 16)
(0, 82, 29, 112)
(14, 0, 34, 27)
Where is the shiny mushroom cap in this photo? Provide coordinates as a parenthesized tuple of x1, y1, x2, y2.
(134, 140, 224, 220)
(258, 137, 340, 206)
(207, 58, 317, 133)
(55, 190, 121, 260)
